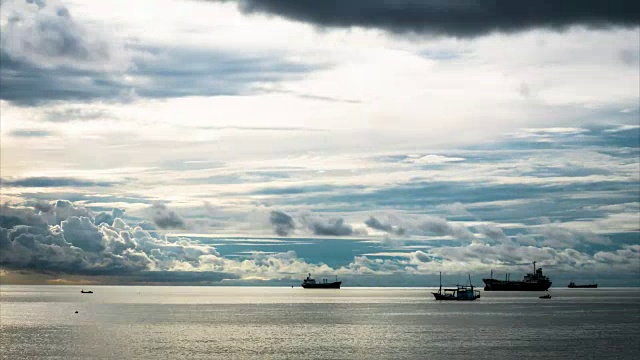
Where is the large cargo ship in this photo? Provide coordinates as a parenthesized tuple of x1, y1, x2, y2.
(482, 262, 551, 291)
(301, 274, 341, 289)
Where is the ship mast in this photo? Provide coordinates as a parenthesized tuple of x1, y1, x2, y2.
(439, 272, 442, 294)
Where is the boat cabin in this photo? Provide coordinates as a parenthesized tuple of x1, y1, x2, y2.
(433, 273, 481, 301)
(436, 285, 480, 300)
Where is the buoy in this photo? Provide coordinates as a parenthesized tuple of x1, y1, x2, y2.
(75, 311, 78, 313)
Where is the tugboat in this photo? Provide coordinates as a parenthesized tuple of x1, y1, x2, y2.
(301, 274, 341, 289)
(483, 262, 552, 291)
(432, 273, 480, 301)
(80, 289, 93, 294)
(568, 281, 597, 288)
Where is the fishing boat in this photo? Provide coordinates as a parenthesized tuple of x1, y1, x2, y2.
(301, 274, 341, 289)
(432, 273, 480, 301)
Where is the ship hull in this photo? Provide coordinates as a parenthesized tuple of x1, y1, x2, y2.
(432, 292, 479, 301)
(568, 284, 597, 288)
(301, 281, 341, 289)
(482, 279, 551, 291)
(432, 293, 457, 300)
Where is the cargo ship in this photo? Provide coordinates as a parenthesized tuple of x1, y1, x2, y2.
(301, 274, 341, 289)
(482, 262, 551, 291)
(568, 282, 597, 288)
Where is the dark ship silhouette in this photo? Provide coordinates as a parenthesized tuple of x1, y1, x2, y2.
(301, 274, 341, 289)
(568, 282, 597, 288)
(483, 262, 551, 291)
(432, 273, 480, 301)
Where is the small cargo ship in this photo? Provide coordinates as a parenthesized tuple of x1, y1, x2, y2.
(483, 262, 551, 291)
(301, 274, 341, 289)
(568, 282, 597, 288)
(432, 273, 480, 301)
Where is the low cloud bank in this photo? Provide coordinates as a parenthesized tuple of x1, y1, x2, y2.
(1, 201, 637, 285)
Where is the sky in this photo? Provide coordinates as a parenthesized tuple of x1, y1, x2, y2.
(0, 0, 639, 286)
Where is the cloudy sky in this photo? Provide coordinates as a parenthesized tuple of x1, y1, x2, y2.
(1, 0, 639, 286)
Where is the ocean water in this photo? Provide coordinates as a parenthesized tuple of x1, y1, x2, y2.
(1, 286, 639, 360)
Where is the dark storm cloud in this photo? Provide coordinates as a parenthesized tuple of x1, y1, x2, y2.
(308, 217, 353, 236)
(2, 177, 115, 188)
(270, 210, 295, 236)
(150, 203, 186, 229)
(217, 0, 640, 37)
(365, 216, 405, 236)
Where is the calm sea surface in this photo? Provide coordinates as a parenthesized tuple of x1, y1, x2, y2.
(1, 286, 639, 359)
